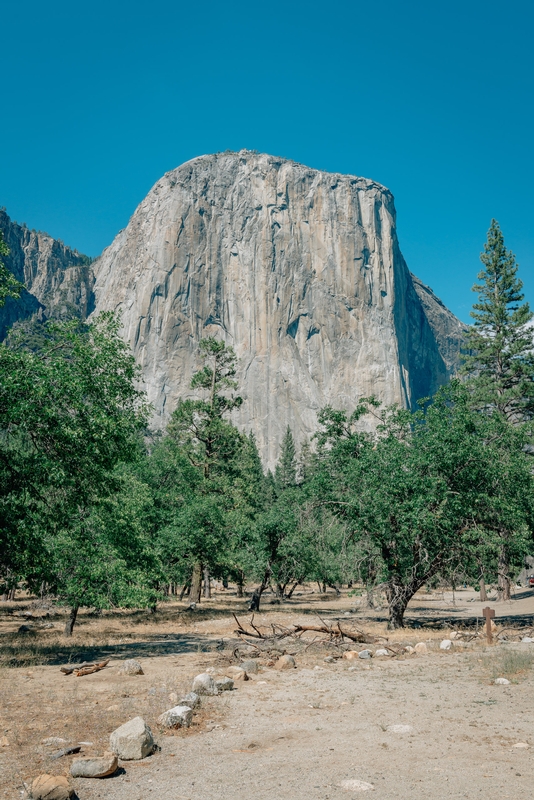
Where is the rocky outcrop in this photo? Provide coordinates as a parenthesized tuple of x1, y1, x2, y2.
(0, 209, 93, 338)
(92, 151, 465, 467)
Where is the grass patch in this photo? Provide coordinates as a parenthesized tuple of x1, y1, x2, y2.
(483, 648, 534, 681)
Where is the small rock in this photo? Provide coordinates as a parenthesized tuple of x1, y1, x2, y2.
(358, 650, 372, 659)
(192, 673, 218, 695)
(118, 659, 144, 675)
(187, 602, 197, 611)
(157, 705, 193, 729)
(375, 649, 390, 657)
(205, 667, 216, 674)
(323, 656, 335, 663)
(512, 742, 529, 748)
(414, 642, 428, 654)
(521, 637, 534, 643)
(70, 752, 118, 778)
(18, 624, 33, 633)
(494, 677, 510, 685)
(168, 692, 179, 704)
(215, 676, 234, 692)
(109, 716, 154, 760)
(449, 631, 460, 639)
(180, 691, 201, 709)
(41, 738, 67, 747)
(225, 666, 248, 681)
(31, 774, 73, 799)
(339, 778, 374, 792)
(0, 736, 9, 747)
(239, 659, 259, 674)
(440, 639, 452, 650)
(387, 724, 413, 733)
(106, 704, 120, 711)
(342, 650, 359, 660)
(404, 646, 415, 654)
(274, 654, 296, 670)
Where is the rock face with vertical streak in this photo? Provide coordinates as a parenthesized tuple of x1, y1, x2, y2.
(0, 153, 465, 468)
(92, 151, 465, 467)
(0, 209, 93, 339)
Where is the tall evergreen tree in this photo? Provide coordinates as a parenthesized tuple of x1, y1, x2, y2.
(461, 220, 534, 421)
(274, 426, 297, 490)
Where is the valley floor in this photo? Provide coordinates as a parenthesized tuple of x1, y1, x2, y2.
(1, 588, 533, 800)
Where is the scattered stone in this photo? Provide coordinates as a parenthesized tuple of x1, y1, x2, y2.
(106, 704, 120, 712)
(358, 650, 372, 659)
(414, 642, 428, 654)
(192, 673, 218, 695)
(216, 676, 234, 692)
(205, 667, 216, 674)
(375, 649, 390, 657)
(109, 716, 154, 760)
(387, 724, 413, 734)
(50, 746, 81, 760)
(225, 666, 247, 681)
(187, 602, 197, 611)
(323, 656, 335, 663)
(521, 637, 534, 643)
(158, 705, 193, 729)
(339, 778, 374, 792)
(342, 650, 359, 660)
(0, 736, 9, 747)
(449, 631, 460, 639)
(168, 692, 179, 704)
(118, 659, 144, 675)
(512, 742, 529, 749)
(494, 677, 510, 685)
(70, 752, 118, 778)
(41, 738, 67, 747)
(240, 659, 259, 674)
(404, 646, 415, 654)
(440, 639, 452, 650)
(181, 691, 201, 709)
(274, 654, 296, 670)
(18, 624, 33, 633)
(31, 774, 73, 799)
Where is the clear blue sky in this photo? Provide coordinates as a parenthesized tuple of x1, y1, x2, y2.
(1, 0, 532, 323)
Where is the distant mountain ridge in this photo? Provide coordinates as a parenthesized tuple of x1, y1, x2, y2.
(0, 152, 466, 467)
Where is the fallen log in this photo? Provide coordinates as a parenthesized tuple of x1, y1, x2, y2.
(74, 660, 109, 676)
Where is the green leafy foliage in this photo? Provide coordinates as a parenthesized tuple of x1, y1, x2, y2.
(0, 230, 23, 308)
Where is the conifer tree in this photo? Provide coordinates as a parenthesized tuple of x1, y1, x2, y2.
(461, 220, 534, 421)
(0, 230, 23, 307)
(274, 426, 297, 490)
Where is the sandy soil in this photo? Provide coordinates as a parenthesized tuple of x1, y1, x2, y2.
(1, 588, 533, 799)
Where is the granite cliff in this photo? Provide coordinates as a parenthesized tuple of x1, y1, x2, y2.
(0, 209, 93, 339)
(0, 153, 465, 467)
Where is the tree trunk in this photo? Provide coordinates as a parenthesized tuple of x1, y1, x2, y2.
(479, 575, 488, 602)
(179, 582, 190, 601)
(366, 584, 375, 609)
(236, 574, 244, 597)
(249, 572, 270, 611)
(385, 579, 410, 629)
(286, 581, 300, 599)
(275, 583, 284, 600)
(64, 605, 79, 637)
(9, 587, 16, 602)
(190, 562, 202, 604)
(203, 566, 211, 599)
(497, 544, 511, 601)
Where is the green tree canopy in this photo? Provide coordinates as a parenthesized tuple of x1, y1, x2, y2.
(461, 219, 534, 421)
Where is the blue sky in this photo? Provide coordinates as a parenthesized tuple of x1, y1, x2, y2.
(1, 0, 532, 323)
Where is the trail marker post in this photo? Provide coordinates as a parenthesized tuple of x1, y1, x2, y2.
(482, 606, 495, 644)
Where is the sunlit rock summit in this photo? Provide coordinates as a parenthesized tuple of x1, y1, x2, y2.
(0, 152, 465, 467)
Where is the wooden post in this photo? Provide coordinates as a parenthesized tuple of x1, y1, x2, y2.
(482, 606, 495, 644)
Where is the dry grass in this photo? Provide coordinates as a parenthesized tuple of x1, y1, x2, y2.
(483, 647, 534, 681)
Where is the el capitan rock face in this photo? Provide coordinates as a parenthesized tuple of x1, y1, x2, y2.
(91, 151, 465, 467)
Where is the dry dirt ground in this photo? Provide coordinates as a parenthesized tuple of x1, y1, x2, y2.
(1, 587, 533, 800)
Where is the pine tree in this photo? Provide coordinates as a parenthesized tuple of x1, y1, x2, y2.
(461, 220, 534, 421)
(274, 426, 297, 490)
(0, 230, 23, 307)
